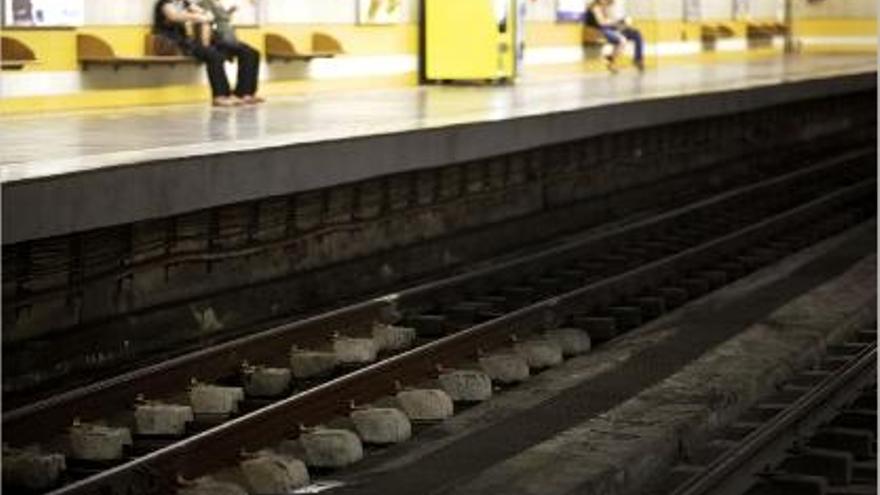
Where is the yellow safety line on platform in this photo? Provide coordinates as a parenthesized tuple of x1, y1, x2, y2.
(0, 47, 870, 117)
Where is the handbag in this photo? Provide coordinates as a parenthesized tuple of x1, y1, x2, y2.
(150, 34, 185, 56)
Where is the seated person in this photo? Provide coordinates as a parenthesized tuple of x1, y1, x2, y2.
(585, 0, 644, 73)
(196, 0, 263, 104)
(152, 0, 262, 106)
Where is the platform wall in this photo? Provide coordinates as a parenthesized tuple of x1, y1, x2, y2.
(0, 0, 875, 114)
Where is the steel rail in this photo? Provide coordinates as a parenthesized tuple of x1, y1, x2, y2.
(670, 341, 877, 495)
(44, 176, 876, 495)
(390, 148, 874, 308)
(4, 148, 872, 450)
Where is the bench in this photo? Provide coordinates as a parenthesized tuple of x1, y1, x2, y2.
(700, 23, 736, 42)
(582, 26, 615, 64)
(265, 32, 344, 63)
(77, 34, 199, 70)
(582, 26, 606, 47)
(745, 22, 788, 48)
(746, 22, 788, 38)
(1, 36, 38, 71)
(700, 23, 738, 51)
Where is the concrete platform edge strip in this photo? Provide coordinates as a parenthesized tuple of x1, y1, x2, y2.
(3, 69, 875, 243)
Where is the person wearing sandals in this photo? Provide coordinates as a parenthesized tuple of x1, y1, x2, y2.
(585, 0, 644, 73)
(196, 0, 264, 104)
(153, 0, 262, 106)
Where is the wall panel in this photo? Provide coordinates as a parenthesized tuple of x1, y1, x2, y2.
(52, 0, 880, 29)
(794, 0, 876, 19)
(652, 0, 685, 21)
(84, 0, 152, 25)
(748, 0, 782, 21)
(80, 0, 424, 26)
(266, 0, 419, 24)
(699, 0, 731, 20)
(525, 0, 556, 22)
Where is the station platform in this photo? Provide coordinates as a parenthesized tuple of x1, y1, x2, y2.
(1, 53, 875, 244)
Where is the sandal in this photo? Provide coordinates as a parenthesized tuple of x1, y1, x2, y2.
(212, 96, 242, 107)
(241, 95, 266, 105)
(604, 55, 619, 74)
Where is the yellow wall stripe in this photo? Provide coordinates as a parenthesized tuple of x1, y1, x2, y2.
(0, 73, 416, 115)
(1, 18, 874, 115)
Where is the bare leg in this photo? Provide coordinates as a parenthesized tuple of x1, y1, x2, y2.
(607, 41, 626, 73)
(602, 30, 625, 74)
(614, 40, 627, 63)
(198, 23, 212, 48)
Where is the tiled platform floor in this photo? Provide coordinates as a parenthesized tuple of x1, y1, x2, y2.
(1, 54, 874, 184)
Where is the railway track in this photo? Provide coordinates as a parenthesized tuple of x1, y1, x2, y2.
(3, 147, 876, 495)
(655, 329, 876, 495)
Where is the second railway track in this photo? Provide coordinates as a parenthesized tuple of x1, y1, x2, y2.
(4, 147, 876, 495)
(656, 329, 876, 495)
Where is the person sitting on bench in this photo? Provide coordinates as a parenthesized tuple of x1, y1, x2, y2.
(196, 0, 263, 104)
(585, 0, 644, 73)
(153, 0, 262, 106)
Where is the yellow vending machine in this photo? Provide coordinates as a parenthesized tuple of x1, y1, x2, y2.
(421, 0, 521, 83)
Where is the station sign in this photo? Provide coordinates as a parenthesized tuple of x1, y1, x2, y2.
(358, 0, 404, 24)
(3, 0, 84, 27)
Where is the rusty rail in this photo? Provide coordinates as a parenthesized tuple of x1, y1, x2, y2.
(5, 148, 870, 447)
(45, 174, 875, 495)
